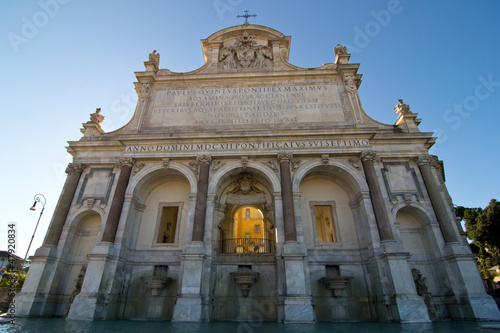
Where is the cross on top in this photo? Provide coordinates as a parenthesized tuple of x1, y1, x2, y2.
(237, 10, 256, 25)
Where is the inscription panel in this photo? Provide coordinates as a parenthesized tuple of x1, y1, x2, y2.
(143, 84, 346, 131)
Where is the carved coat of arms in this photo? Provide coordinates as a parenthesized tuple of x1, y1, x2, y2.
(219, 31, 272, 69)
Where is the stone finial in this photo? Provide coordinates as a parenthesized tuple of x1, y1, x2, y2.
(394, 99, 412, 115)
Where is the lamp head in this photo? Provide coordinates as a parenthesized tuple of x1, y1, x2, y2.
(30, 201, 37, 211)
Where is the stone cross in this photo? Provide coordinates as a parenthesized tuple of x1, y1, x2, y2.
(237, 10, 256, 25)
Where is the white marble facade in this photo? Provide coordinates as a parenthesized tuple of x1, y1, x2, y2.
(16, 24, 500, 323)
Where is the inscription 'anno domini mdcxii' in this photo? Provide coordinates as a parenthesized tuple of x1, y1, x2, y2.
(147, 84, 344, 128)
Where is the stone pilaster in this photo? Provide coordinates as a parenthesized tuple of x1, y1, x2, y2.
(278, 153, 297, 242)
(360, 152, 394, 242)
(416, 155, 460, 244)
(192, 155, 211, 242)
(101, 158, 134, 243)
(43, 163, 85, 246)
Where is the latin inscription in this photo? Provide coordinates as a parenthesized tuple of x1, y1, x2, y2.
(146, 84, 344, 128)
(125, 140, 370, 153)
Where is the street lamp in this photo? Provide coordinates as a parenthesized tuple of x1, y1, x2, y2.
(24, 194, 46, 269)
(8, 194, 46, 309)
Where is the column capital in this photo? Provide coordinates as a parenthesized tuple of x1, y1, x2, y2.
(115, 157, 134, 169)
(197, 154, 212, 165)
(278, 152, 293, 163)
(65, 162, 85, 174)
(416, 155, 438, 167)
(360, 151, 377, 162)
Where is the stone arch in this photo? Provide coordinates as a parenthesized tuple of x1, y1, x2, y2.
(395, 205, 435, 260)
(128, 162, 197, 198)
(123, 164, 192, 251)
(292, 159, 367, 197)
(209, 160, 280, 194)
(212, 162, 277, 254)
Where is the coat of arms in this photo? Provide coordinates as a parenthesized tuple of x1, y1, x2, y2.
(219, 31, 272, 69)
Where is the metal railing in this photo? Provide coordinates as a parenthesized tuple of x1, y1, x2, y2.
(218, 238, 275, 254)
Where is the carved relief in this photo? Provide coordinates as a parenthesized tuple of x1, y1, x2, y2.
(138, 82, 150, 102)
(188, 155, 212, 175)
(228, 173, 261, 195)
(219, 46, 237, 69)
(265, 160, 279, 174)
(349, 158, 361, 170)
(344, 75, 357, 94)
(291, 159, 302, 171)
(162, 158, 170, 170)
(219, 31, 273, 70)
(241, 156, 249, 170)
(321, 154, 330, 166)
(133, 163, 145, 175)
(211, 160, 226, 172)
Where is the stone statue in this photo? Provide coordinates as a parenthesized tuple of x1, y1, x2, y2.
(412, 268, 440, 321)
(334, 44, 348, 56)
(394, 99, 412, 114)
(89, 107, 104, 125)
(254, 46, 273, 68)
(149, 50, 160, 65)
(219, 46, 237, 69)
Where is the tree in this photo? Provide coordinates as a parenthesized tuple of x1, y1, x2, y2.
(456, 199, 500, 278)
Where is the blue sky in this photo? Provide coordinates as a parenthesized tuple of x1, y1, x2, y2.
(1, 0, 499, 257)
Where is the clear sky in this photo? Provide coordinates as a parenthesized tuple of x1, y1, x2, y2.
(1, 0, 499, 258)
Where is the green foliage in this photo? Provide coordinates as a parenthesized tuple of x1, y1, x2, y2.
(457, 199, 500, 278)
(0, 270, 25, 289)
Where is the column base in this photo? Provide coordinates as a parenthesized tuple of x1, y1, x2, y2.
(172, 295, 205, 322)
(283, 296, 315, 323)
(393, 295, 431, 323)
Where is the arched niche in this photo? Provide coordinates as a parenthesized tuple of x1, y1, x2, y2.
(63, 211, 101, 297)
(214, 167, 276, 254)
(395, 206, 434, 260)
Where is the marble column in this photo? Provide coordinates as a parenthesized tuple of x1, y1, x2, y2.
(278, 153, 297, 242)
(361, 152, 394, 241)
(101, 158, 133, 243)
(43, 163, 85, 246)
(192, 155, 211, 242)
(416, 155, 460, 244)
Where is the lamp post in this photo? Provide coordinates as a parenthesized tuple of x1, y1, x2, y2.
(25, 194, 46, 268)
(15, 195, 46, 284)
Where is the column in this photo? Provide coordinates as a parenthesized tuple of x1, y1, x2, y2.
(278, 153, 297, 242)
(101, 158, 133, 243)
(43, 163, 85, 246)
(416, 155, 459, 244)
(360, 152, 394, 241)
(191, 155, 211, 242)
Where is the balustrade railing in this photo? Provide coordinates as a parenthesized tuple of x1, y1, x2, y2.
(218, 238, 275, 254)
